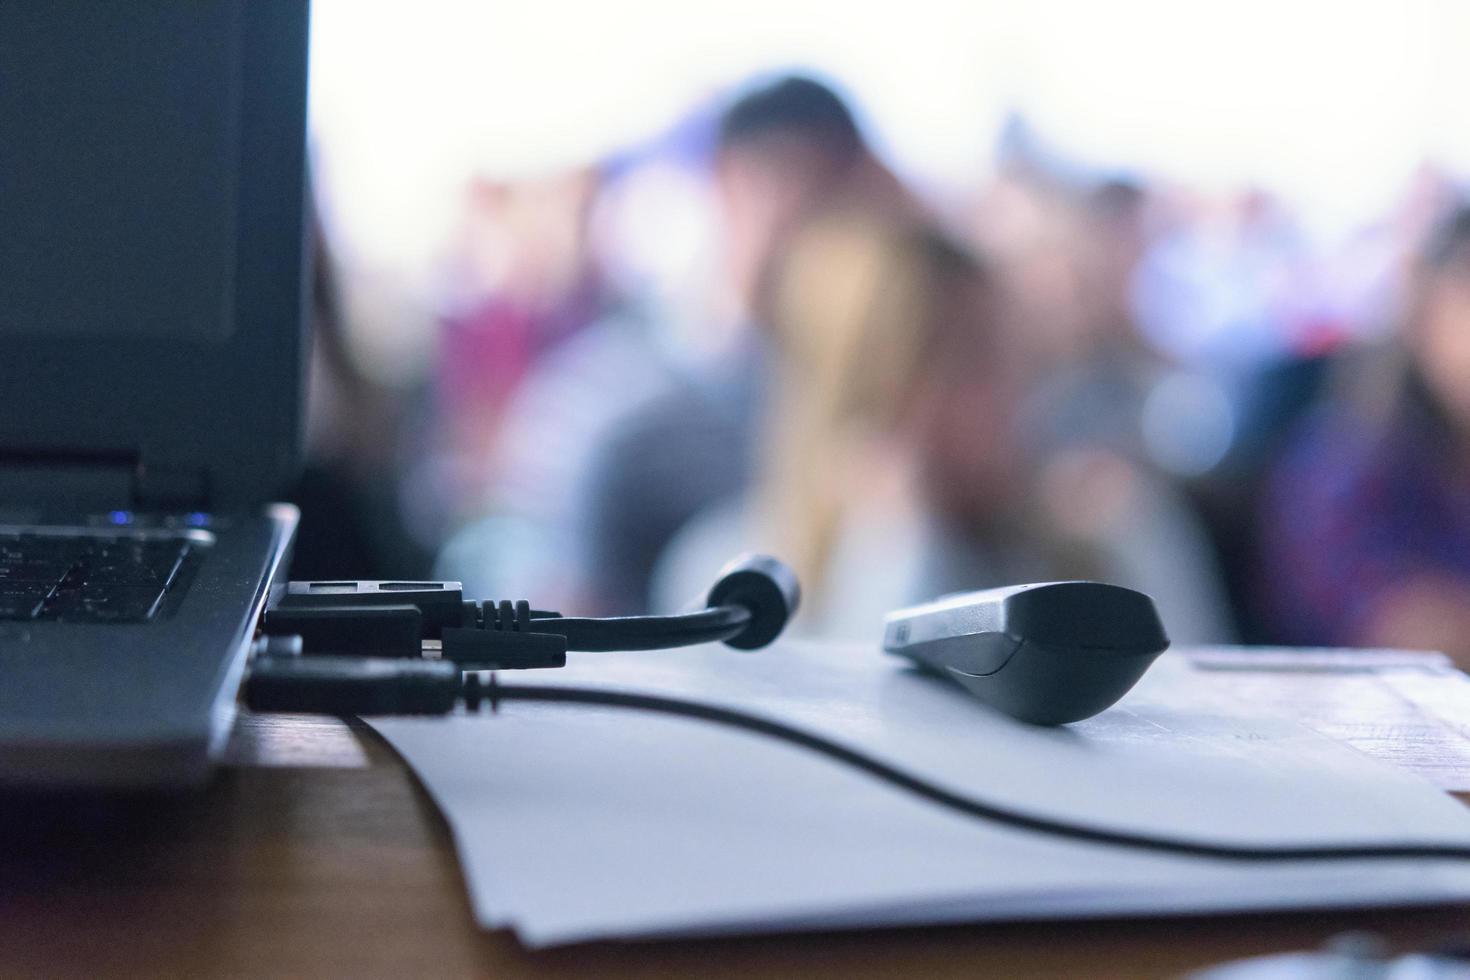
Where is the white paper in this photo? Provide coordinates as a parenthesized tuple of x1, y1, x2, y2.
(1182, 647, 1470, 791)
(371, 643, 1470, 947)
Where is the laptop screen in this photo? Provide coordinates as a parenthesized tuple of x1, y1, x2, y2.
(0, 0, 307, 508)
(0, 3, 244, 342)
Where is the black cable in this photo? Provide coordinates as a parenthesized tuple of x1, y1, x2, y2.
(243, 657, 1470, 864)
(532, 606, 752, 651)
(476, 677, 1470, 864)
(270, 555, 796, 657)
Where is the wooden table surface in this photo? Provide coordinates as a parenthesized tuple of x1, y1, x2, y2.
(4, 710, 1470, 979)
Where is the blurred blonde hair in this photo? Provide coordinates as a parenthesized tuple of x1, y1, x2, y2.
(759, 210, 993, 605)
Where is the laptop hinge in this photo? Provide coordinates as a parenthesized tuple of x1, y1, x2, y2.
(133, 464, 210, 511)
(0, 451, 136, 518)
(0, 453, 210, 516)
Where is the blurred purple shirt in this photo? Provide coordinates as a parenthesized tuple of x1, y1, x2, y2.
(1258, 408, 1470, 646)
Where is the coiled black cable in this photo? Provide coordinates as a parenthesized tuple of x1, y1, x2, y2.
(530, 606, 753, 651)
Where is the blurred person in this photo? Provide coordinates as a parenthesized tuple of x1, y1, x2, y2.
(970, 171, 1087, 367)
(995, 177, 1240, 639)
(1001, 176, 1356, 643)
(1010, 178, 1167, 463)
(1257, 205, 1470, 663)
(426, 168, 610, 532)
(654, 214, 1234, 642)
(435, 121, 725, 604)
(972, 170, 1196, 474)
(565, 73, 905, 614)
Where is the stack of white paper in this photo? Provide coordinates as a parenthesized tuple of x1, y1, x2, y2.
(371, 643, 1470, 947)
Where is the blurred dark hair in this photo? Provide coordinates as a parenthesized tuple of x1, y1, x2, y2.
(916, 226, 989, 289)
(1422, 203, 1470, 269)
(1087, 178, 1146, 221)
(718, 75, 865, 161)
(1383, 201, 1470, 445)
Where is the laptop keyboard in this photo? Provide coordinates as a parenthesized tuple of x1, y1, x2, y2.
(0, 530, 197, 623)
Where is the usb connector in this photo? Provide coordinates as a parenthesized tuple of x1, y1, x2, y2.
(261, 580, 568, 668)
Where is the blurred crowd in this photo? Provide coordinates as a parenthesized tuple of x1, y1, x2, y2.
(298, 74, 1470, 662)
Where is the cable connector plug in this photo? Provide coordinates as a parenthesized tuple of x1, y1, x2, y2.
(244, 656, 461, 716)
(444, 599, 567, 669)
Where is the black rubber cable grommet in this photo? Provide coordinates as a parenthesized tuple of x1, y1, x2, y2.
(705, 554, 802, 650)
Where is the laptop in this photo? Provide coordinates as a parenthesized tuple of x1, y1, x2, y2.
(0, 1, 310, 788)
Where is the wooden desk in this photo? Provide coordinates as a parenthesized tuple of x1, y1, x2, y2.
(5, 703, 1470, 978)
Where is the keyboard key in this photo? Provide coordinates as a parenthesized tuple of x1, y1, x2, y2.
(13, 535, 81, 561)
(0, 559, 70, 583)
(0, 585, 50, 620)
(68, 585, 165, 622)
(86, 558, 178, 586)
(0, 529, 195, 623)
